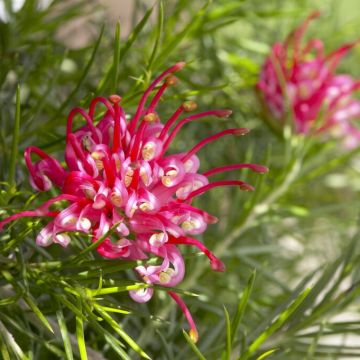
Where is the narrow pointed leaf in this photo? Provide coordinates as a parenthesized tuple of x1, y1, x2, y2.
(223, 306, 232, 360)
(56, 308, 74, 360)
(94, 305, 150, 359)
(9, 85, 20, 186)
(23, 295, 54, 334)
(231, 270, 256, 344)
(76, 301, 87, 360)
(240, 288, 311, 359)
(182, 330, 206, 360)
(113, 21, 121, 92)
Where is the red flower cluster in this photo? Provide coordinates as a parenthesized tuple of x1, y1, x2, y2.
(257, 11, 360, 146)
(1, 63, 267, 341)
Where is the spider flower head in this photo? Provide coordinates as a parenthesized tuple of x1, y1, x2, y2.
(0, 62, 268, 341)
(257, 11, 360, 146)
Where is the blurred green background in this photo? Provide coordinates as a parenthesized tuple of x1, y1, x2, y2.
(0, 0, 360, 359)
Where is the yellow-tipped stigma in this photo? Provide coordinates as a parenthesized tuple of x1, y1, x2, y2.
(143, 113, 158, 123)
(109, 94, 122, 104)
(182, 100, 197, 112)
(189, 329, 199, 343)
(165, 75, 178, 86)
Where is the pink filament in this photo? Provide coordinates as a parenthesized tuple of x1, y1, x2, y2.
(66, 108, 99, 141)
(181, 180, 254, 202)
(130, 121, 148, 161)
(168, 236, 225, 272)
(0, 194, 80, 230)
(287, 11, 321, 63)
(203, 163, 268, 177)
(37, 194, 82, 212)
(158, 106, 185, 140)
(168, 291, 198, 343)
(112, 103, 123, 153)
(128, 62, 186, 134)
(148, 82, 168, 111)
(88, 97, 115, 119)
(161, 110, 232, 156)
(326, 41, 360, 73)
(182, 128, 249, 162)
(0, 211, 59, 231)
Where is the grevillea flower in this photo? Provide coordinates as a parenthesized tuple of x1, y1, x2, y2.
(0, 62, 267, 341)
(257, 11, 360, 147)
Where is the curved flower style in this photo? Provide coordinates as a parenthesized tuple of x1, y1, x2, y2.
(0, 62, 267, 341)
(257, 11, 360, 147)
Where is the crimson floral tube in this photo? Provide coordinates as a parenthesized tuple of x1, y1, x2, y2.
(0, 62, 268, 341)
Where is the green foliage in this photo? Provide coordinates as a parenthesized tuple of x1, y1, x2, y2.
(0, 0, 360, 359)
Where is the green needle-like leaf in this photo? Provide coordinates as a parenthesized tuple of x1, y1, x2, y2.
(95, 304, 151, 359)
(9, 85, 20, 186)
(223, 305, 232, 360)
(69, 221, 121, 262)
(231, 270, 256, 345)
(76, 301, 88, 360)
(57, 308, 74, 360)
(147, 0, 164, 71)
(121, 6, 153, 61)
(154, 1, 210, 68)
(255, 348, 278, 360)
(113, 21, 121, 93)
(23, 295, 54, 334)
(240, 287, 311, 359)
(183, 330, 207, 360)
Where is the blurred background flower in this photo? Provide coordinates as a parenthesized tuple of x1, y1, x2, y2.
(257, 11, 360, 146)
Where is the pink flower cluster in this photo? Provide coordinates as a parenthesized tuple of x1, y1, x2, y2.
(257, 11, 360, 147)
(0, 63, 267, 341)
